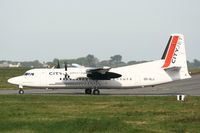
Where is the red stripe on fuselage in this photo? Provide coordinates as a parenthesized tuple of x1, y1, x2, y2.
(162, 36, 179, 68)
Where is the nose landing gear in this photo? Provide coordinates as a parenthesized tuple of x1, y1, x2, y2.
(19, 89, 24, 94)
(18, 85, 24, 94)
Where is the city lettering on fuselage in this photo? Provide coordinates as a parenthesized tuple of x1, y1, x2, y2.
(172, 41, 181, 64)
(49, 72, 64, 75)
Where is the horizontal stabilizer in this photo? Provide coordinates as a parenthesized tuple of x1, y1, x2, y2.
(163, 66, 181, 71)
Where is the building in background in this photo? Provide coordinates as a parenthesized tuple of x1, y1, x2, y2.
(0, 61, 21, 68)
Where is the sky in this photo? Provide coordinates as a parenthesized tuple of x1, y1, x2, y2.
(0, 0, 200, 62)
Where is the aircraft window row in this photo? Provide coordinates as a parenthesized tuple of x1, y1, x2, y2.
(70, 72, 86, 74)
(59, 78, 133, 81)
(114, 78, 132, 81)
(144, 77, 155, 81)
(24, 73, 34, 76)
(60, 78, 89, 81)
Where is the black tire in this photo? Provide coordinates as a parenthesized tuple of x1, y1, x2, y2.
(85, 89, 92, 94)
(19, 89, 24, 94)
(93, 89, 100, 95)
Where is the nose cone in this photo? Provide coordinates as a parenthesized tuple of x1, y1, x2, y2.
(8, 77, 20, 85)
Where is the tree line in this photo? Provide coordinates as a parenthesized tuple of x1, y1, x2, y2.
(1, 54, 200, 69)
(49, 54, 147, 68)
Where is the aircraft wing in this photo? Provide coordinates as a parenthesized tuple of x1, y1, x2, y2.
(86, 67, 121, 80)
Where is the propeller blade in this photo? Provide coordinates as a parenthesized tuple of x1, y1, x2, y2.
(64, 62, 67, 71)
(57, 60, 60, 68)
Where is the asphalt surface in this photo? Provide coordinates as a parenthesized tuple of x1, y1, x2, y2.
(0, 74, 200, 96)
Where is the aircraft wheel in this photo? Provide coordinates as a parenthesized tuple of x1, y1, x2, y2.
(19, 89, 24, 94)
(93, 89, 100, 95)
(85, 89, 92, 94)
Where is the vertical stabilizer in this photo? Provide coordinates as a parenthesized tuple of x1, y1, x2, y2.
(161, 34, 191, 79)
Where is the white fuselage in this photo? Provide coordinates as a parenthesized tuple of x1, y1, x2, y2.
(7, 34, 192, 94)
(8, 60, 182, 89)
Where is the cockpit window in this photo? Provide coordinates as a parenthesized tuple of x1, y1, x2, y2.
(24, 73, 34, 76)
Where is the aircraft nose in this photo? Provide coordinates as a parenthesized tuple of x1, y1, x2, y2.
(8, 77, 19, 85)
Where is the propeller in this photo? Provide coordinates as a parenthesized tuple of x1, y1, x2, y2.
(54, 60, 70, 79)
(64, 62, 70, 79)
(64, 61, 67, 71)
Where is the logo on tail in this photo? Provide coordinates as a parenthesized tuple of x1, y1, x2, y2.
(162, 35, 180, 68)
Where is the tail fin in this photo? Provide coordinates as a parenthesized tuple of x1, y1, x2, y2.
(161, 34, 191, 79)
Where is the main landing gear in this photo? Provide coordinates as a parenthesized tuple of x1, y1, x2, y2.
(85, 88, 100, 95)
(84, 80, 100, 95)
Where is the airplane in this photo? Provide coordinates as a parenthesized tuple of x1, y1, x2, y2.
(8, 34, 191, 95)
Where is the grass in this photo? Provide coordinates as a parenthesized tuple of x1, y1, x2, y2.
(0, 95, 199, 133)
(189, 68, 200, 75)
